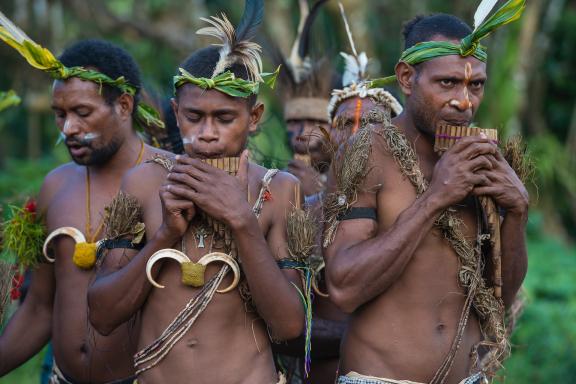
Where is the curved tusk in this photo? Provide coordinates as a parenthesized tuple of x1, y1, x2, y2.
(197, 252, 240, 294)
(312, 263, 330, 298)
(43, 227, 86, 263)
(146, 249, 191, 289)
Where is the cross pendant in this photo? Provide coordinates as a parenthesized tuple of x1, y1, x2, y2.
(196, 228, 207, 248)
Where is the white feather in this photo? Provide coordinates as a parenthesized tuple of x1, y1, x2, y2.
(473, 0, 499, 30)
(0, 10, 32, 44)
(341, 52, 359, 86)
(357, 52, 368, 78)
(338, 2, 358, 57)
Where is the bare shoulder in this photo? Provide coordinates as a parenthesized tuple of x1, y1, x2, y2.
(270, 170, 299, 195)
(122, 148, 174, 203)
(38, 162, 82, 212)
(249, 162, 299, 204)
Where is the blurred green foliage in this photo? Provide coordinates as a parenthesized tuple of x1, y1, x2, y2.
(497, 212, 576, 383)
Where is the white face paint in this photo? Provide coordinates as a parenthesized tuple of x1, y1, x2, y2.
(63, 118, 72, 134)
(182, 137, 195, 145)
(59, 130, 101, 146)
(82, 132, 100, 142)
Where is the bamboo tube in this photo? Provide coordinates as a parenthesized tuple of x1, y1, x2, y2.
(434, 124, 502, 298)
(201, 157, 240, 176)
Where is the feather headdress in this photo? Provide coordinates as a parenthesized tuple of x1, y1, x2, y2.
(197, 0, 264, 82)
(328, 3, 402, 121)
(338, 2, 369, 87)
(370, 0, 526, 86)
(175, 0, 279, 98)
(273, 0, 334, 122)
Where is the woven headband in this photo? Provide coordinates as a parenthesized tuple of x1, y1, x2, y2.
(0, 14, 164, 130)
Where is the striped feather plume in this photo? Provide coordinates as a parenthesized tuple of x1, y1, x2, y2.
(338, 2, 368, 86)
(288, 0, 329, 83)
(197, 0, 265, 81)
(474, 0, 499, 29)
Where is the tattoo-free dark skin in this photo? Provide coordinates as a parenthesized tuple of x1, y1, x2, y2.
(88, 85, 305, 384)
(0, 78, 164, 382)
(325, 37, 528, 383)
(281, 98, 382, 384)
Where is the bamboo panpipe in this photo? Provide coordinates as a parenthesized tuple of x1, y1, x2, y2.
(434, 124, 498, 154)
(434, 124, 502, 299)
(200, 156, 241, 259)
(201, 157, 241, 176)
(294, 153, 312, 167)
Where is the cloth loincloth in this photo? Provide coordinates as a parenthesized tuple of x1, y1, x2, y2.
(49, 361, 135, 384)
(337, 371, 486, 384)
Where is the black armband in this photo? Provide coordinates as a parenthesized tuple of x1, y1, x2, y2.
(337, 207, 377, 221)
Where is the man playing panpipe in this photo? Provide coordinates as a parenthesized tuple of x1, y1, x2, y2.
(88, 1, 311, 383)
(323, 1, 528, 383)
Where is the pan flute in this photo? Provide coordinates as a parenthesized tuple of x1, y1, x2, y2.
(434, 124, 498, 154)
(294, 153, 312, 167)
(200, 156, 241, 258)
(434, 123, 502, 299)
(201, 157, 240, 176)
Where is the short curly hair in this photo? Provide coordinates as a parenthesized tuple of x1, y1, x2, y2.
(402, 13, 472, 50)
(58, 39, 142, 115)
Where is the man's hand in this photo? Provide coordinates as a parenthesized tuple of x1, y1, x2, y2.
(167, 151, 253, 229)
(473, 150, 529, 216)
(158, 182, 195, 241)
(287, 159, 324, 196)
(427, 135, 498, 208)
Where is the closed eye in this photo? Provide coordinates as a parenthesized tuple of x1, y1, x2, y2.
(186, 114, 202, 123)
(217, 116, 235, 124)
(76, 108, 91, 118)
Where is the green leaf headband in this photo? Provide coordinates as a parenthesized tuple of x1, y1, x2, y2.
(173, 66, 280, 98)
(0, 12, 164, 130)
(0, 90, 21, 112)
(369, 0, 526, 88)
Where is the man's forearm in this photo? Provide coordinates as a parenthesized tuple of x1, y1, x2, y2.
(500, 210, 528, 308)
(0, 299, 52, 375)
(88, 232, 177, 334)
(326, 191, 444, 312)
(231, 215, 305, 340)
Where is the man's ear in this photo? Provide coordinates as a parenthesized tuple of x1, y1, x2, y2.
(395, 61, 417, 97)
(116, 93, 135, 119)
(170, 97, 180, 128)
(248, 102, 265, 134)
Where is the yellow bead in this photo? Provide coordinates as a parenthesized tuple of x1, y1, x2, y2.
(181, 262, 206, 287)
(73, 242, 97, 269)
